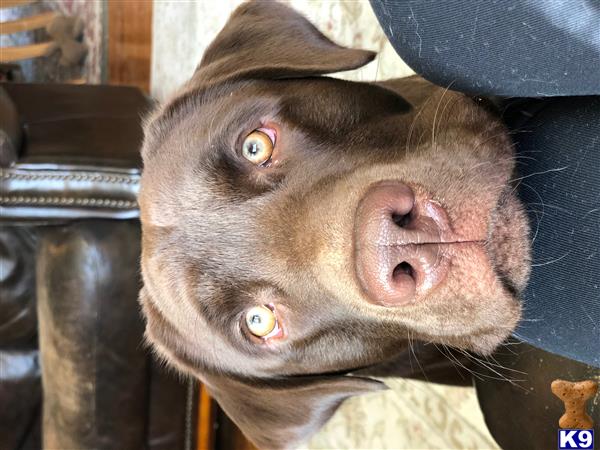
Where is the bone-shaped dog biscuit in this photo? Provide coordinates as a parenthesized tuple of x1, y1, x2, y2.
(551, 379, 598, 429)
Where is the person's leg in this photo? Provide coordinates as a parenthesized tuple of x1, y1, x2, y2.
(370, 0, 600, 96)
(369, 0, 600, 367)
(504, 97, 600, 367)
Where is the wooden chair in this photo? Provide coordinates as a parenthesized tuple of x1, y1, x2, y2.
(1, 0, 86, 72)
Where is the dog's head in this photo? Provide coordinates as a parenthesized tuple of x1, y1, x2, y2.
(139, 2, 531, 448)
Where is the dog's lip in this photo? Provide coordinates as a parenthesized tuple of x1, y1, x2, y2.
(485, 188, 531, 294)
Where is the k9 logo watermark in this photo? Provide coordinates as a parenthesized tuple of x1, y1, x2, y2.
(558, 429, 594, 449)
(551, 379, 597, 450)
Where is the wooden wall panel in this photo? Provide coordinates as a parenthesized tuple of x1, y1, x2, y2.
(107, 0, 152, 93)
(197, 384, 216, 450)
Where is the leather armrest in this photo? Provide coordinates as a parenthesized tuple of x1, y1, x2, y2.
(0, 87, 21, 167)
(0, 83, 150, 222)
(1, 165, 140, 221)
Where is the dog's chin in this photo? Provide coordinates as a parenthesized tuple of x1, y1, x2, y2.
(487, 188, 532, 295)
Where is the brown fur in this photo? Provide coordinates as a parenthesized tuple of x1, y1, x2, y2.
(139, 2, 531, 448)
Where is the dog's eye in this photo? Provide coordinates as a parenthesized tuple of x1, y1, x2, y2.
(242, 129, 275, 166)
(245, 305, 278, 337)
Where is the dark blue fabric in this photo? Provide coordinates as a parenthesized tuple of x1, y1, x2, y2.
(506, 98, 600, 368)
(370, 0, 600, 367)
(370, 0, 600, 97)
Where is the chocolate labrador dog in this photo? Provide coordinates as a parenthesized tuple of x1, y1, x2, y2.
(139, 1, 531, 448)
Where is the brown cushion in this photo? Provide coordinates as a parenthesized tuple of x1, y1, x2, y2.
(0, 86, 21, 167)
(0, 83, 151, 222)
(1, 83, 149, 168)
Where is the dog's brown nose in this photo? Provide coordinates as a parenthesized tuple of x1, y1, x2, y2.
(354, 181, 450, 306)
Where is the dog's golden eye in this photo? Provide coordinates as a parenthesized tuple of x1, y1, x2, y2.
(245, 305, 277, 337)
(242, 130, 274, 166)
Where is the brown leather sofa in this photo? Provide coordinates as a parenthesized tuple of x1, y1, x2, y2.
(0, 83, 194, 450)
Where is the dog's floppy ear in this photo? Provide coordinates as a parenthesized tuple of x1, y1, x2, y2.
(191, 1, 376, 86)
(203, 372, 386, 449)
(140, 289, 385, 448)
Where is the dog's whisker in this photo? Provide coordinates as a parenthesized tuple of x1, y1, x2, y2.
(520, 182, 545, 245)
(508, 165, 569, 183)
(431, 97, 454, 151)
(431, 80, 455, 151)
(475, 352, 528, 375)
(437, 344, 498, 383)
(405, 95, 433, 154)
(374, 53, 382, 83)
(463, 152, 529, 176)
(433, 93, 457, 152)
(433, 342, 476, 378)
(426, 342, 467, 380)
(454, 349, 528, 390)
(406, 329, 415, 373)
(407, 330, 429, 381)
(531, 251, 572, 267)
(470, 130, 515, 154)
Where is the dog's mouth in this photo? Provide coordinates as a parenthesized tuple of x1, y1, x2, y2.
(486, 187, 532, 294)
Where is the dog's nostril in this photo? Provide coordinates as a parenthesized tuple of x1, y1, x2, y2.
(392, 262, 414, 280)
(392, 211, 412, 228)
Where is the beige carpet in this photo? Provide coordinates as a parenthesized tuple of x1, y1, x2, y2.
(306, 378, 498, 449)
